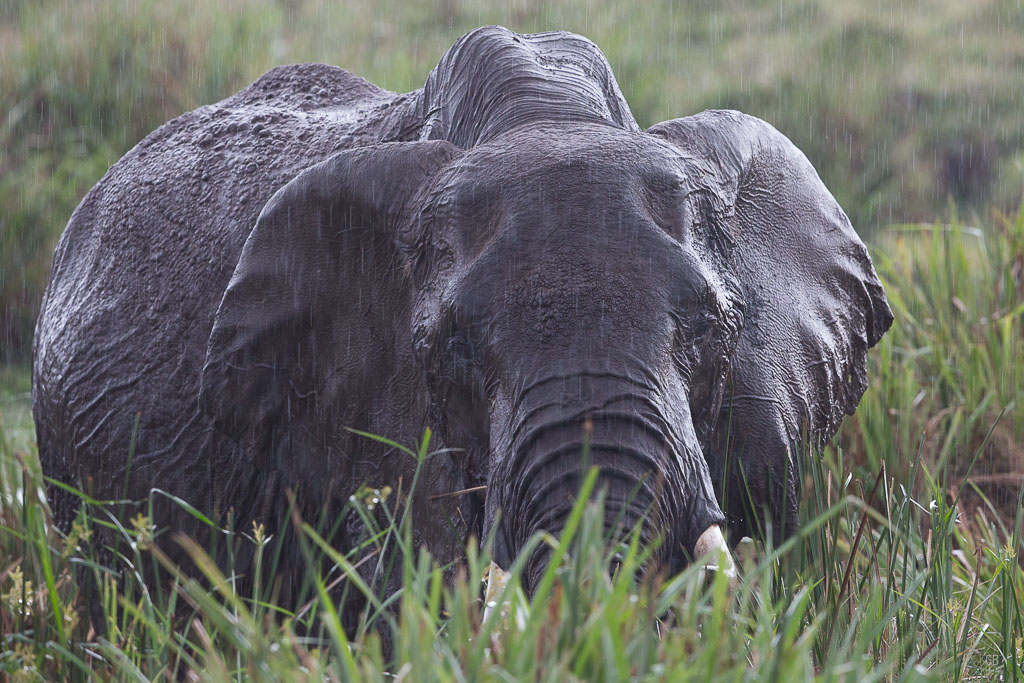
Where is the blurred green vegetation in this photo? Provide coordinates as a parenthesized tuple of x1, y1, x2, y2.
(2, 0, 1024, 360)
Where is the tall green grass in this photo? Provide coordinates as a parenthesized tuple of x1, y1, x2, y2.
(0, 433, 1021, 679)
(1, 207, 1022, 679)
(846, 206, 1024, 521)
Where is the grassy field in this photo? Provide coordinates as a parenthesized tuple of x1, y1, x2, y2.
(1, 0, 1023, 679)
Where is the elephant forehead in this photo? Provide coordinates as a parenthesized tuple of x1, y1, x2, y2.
(437, 129, 692, 254)
(417, 26, 640, 148)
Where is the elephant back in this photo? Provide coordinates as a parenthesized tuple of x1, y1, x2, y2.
(33, 63, 404, 529)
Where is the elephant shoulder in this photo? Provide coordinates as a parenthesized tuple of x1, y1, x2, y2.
(53, 64, 405, 266)
(221, 63, 400, 117)
(135, 63, 403, 163)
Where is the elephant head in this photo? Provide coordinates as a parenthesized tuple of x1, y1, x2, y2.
(199, 27, 892, 590)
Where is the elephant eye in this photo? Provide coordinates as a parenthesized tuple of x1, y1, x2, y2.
(443, 335, 480, 378)
(437, 334, 491, 441)
(445, 335, 473, 356)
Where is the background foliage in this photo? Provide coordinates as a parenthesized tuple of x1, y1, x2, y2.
(0, 0, 1022, 679)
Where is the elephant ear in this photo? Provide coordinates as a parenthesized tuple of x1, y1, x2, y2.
(199, 141, 459, 464)
(648, 110, 893, 542)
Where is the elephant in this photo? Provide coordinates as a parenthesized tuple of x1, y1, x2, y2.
(33, 25, 892, 606)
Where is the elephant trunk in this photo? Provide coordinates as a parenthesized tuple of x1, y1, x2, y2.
(485, 372, 727, 591)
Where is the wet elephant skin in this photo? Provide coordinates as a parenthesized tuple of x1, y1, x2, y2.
(33, 26, 892, 601)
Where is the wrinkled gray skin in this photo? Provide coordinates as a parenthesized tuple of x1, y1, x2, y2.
(34, 27, 892, 599)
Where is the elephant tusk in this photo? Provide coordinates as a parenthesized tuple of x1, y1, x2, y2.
(693, 524, 738, 584)
(483, 561, 512, 623)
